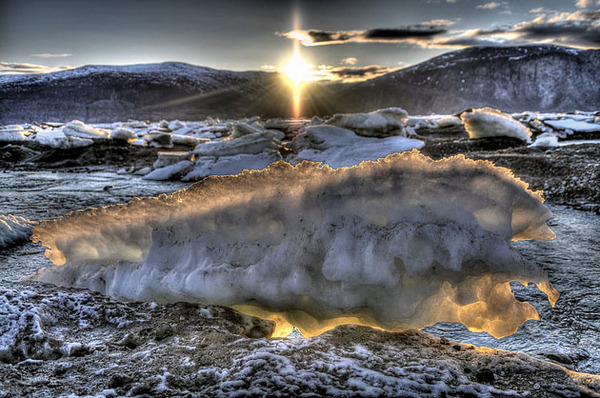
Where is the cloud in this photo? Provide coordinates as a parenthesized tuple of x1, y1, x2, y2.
(260, 64, 276, 70)
(341, 57, 357, 65)
(280, 25, 448, 46)
(0, 62, 73, 75)
(576, 0, 600, 8)
(422, 19, 456, 26)
(316, 64, 403, 82)
(477, 2, 503, 9)
(530, 7, 546, 14)
(281, 9, 600, 51)
(30, 53, 72, 58)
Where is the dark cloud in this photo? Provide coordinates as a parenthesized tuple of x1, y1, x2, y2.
(282, 10, 600, 50)
(281, 25, 449, 46)
(318, 64, 403, 82)
(363, 27, 448, 39)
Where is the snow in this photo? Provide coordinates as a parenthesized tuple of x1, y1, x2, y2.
(27, 152, 557, 339)
(63, 120, 110, 140)
(530, 133, 559, 149)
(0, 214, 34, 249)
(0, 288, 142, 363)
(294, 125, 424, 168)
(0, 130, 27, 142)
(193, 332, 524, 398)
(545, 119, 600, 133)
(461, 108, 532, 143)
(325, 107, 408, 137)
(34, 130, 94, 149)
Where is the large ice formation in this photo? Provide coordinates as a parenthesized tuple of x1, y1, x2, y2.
(461, 108, 532, 143)
(26, 151, 558, 338)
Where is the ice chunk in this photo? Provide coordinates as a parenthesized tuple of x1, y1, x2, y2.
(168, 120, 185, 131)
(0, 129, 28, 142)
(144, 131, 173, 148)
(109, 127, 137, 141)
(27, 152, 557, 339)
(544, 119, 600, 133)
(170, 134, 210, 147)
(182, 152, 282, 181)
(193, 131, 281, 157)
(63, 120, 109, 140)
(143, 160, 194, 181)
(293, 125, 424, 168)
(461, 108, 532, 143)
(0, 214, 34, 249)
(325, 107, 408, 137)
(530, 133, 559, 149)
(153, 151, 194, 169)
(34, 130, 94, 149)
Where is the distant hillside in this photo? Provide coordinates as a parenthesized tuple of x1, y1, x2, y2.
(0, 62, 292, 123)
(304, 45, 600, 115)
(1, 45, 599, 123)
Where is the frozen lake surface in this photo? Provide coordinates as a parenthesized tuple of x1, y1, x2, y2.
(1, 170, 599, 374)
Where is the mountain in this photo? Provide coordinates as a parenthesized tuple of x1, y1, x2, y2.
(1, 45, 599, 124)
(0, 62, 293, 124)
(304, 45, 600, 116)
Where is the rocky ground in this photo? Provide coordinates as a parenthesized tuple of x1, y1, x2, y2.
(1, 283, 599, 398)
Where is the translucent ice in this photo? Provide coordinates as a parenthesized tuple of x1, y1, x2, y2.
(27, 151, 558, 338)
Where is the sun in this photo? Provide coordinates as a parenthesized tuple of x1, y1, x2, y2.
(283, 52, 312, 86)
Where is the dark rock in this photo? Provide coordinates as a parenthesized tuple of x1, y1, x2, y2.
(475, 368, 495, 384)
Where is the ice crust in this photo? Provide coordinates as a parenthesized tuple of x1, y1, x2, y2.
(462, 108, 532, 143)
(0, 214, 34, 249)
(27, 151, 558, 338)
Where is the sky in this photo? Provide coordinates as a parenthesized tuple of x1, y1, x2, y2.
(1, 0, 599, 80)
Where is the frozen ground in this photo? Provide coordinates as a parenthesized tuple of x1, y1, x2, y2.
(2, 282, 600, 398)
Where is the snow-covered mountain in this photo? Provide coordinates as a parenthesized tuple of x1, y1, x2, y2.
(307, 45, 600, 115)
(0, 62, 290, 123)
(1, 45, 599, 123)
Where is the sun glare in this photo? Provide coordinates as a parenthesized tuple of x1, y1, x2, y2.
(283, 52, 312, 86)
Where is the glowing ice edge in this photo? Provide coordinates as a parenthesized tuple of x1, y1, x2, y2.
(25, 151, 558, 339)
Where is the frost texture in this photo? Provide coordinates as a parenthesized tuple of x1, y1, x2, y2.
(462, 108, 532, 143)
(0, 214, 34, 249)
(27, 152, 558, 338)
